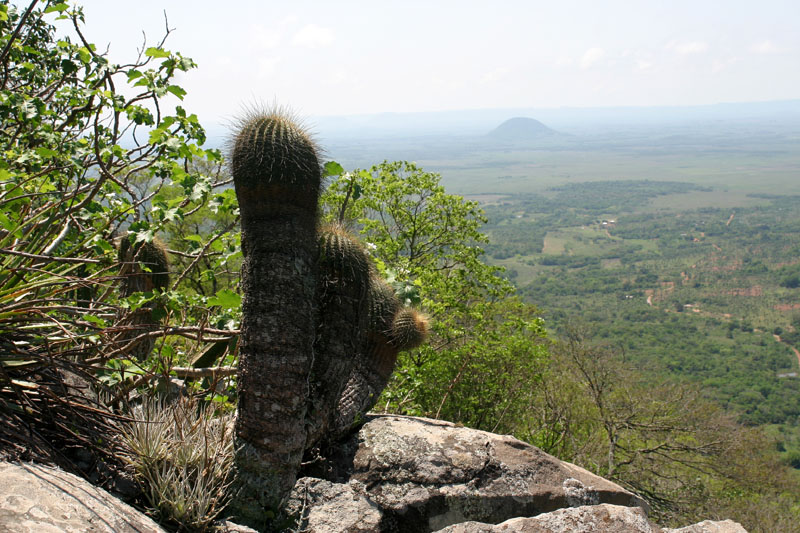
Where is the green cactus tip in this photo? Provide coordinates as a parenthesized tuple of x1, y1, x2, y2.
(118, 235, 170, 291)
(230, 108, 321, 202)
(367, 274, 400, 334)
(390, 308, 429, 351)
(318, 223, 371, 288)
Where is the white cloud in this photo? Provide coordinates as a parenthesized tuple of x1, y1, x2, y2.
(480, 67, 509, 83)
(292, 24, 335, 48)
(668, 41, 709, 55)
(712, 57, 739, 73)
(248, 25, 282, 50)
(751, 40, 781, 54)
(636, 59, 653, 71)
(580, 48, 605, 69)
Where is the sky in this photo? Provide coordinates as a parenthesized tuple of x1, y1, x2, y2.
(50, 0, 800, 129)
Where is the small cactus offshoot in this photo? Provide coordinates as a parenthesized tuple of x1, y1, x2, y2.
(390, 308, 430, 351)
(318, 223, 371, 291)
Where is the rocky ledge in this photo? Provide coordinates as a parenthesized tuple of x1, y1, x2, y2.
(0, 415, 747, 532)
(284, 415, 747, 533)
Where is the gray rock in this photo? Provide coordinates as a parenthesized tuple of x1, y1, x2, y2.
(284, 477, 385, 532)
(433, 504, 657, 533)
(297, 415, 647, 532)
(0, 461, 165, 533)
(664, 520, 749, 533)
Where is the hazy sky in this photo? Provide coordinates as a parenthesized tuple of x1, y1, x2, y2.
(58, 1, 800, 127)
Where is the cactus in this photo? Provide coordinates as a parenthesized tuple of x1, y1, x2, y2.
(305, 224, 371, 448)
(332, 277, 430, 439)
(390, 308, 430, 352)
(229, 108, 430, 528)
(118, 236, 170, 293)
(230, 110, 322, 528)
(115, 236, 170, 361)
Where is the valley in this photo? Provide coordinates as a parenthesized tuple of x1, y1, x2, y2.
(324, 106, 800, 464)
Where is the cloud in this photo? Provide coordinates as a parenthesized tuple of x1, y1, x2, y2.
(636, 60, 653, 71)
(292, 24, 335, 48)
(667, 41, 708, 55)
(712, 57, 739, 73)
(248, 25, 282, 50)
(554, 55, 573, 67)
(580, 48, 605, 69)
(751, 40, 781, 54)
(480, 67, 509, 83)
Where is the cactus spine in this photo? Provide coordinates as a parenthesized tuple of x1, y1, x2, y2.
(230, 110, 322, 527)
(390, 308, 430, 352)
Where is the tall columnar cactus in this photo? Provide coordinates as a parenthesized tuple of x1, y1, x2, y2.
(305, 223, 371, 448)
(230, 110, 322, 526)
(116, 236, 170, 361)
(229, 109, 430, 528)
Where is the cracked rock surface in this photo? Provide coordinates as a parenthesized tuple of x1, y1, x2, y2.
(0, 461, 165, 533)
(292, 415, 647, 532)
(432, 503, 655, 533)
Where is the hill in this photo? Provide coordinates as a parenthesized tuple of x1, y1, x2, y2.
(487, 117, 558, 140)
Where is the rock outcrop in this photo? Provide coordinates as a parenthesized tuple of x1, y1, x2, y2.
(0, 462, 166, 533)
(663, 521, 749, 533)
(287, 415, 746, 533)
(434, 504, 655, 533)
(0, 416, 749, 533)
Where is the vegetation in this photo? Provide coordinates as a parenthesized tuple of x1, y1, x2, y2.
(2, 2, 800, 532)
(321, 161, 549, 434)
(120, 397, 234, 530)
(0, 1, 239, 528)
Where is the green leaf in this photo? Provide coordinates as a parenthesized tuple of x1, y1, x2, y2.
(44, 3, 69, 13)
(60, 59, 78, 76)
(166, 85, 187, 100)
(0, 212, 22, 239)
(35, 147, 59, 158)
(145, 47, 170, 59)
(208, 289, 241, 309)
(76, 47, 91, 64)
(323, 161, 345, 177)
(83, 314, 108, 327)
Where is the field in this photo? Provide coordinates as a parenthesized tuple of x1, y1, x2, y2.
(326, 113, 800, 460)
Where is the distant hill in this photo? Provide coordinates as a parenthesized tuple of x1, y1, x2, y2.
(487, 117, 558, 140)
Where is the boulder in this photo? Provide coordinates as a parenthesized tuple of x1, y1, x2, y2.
(432, 503, 655, 533)
(0, 461, 166, 533)
(294, 415, 647, 532)
(285, 477, 385, 532)
(663, 520, 749, 533)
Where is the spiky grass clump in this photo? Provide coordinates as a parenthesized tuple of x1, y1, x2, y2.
(120, 397, 234, 532)
(390, 308, 430, 351)
(230, 108, 321, 215)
